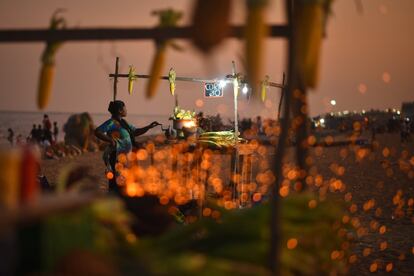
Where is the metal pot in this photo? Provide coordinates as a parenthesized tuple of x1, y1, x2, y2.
(173, 119, 197, 130)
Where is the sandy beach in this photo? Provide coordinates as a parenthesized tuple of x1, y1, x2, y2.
(41, 151, 107, 190)
(39, 132, 414, 274)
(311, 133, 414, 274)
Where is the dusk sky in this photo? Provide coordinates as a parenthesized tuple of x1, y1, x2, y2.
(0, 0, 413, 118)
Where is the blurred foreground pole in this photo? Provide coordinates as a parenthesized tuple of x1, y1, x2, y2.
(269, 0, 294, 274)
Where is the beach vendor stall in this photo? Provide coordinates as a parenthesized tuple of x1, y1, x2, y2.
(108, 58, 285, 207)
(109, 59, 284, 141)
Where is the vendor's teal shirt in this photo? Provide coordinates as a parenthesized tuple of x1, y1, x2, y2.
(97, 118, 136, 155)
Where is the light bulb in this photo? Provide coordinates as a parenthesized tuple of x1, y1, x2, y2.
(242, 85, 248, 94)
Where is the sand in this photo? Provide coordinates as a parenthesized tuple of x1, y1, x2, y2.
(40, 132, 414, 274)
(41, 151, 107, 190)
(311, 133, 414, 275)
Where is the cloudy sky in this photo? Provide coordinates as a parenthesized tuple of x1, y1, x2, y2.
(0, 0, 413, 118)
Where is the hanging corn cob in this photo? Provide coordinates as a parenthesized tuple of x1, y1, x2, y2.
(127, 65, 137, 95)
(293, 0, 334, 89)
(168, 68, 176, 96)
(261, 75, 269, 102)
(191, 0, 232, 53)
(37, 9, 66, 109)
(322, 0, 335, 36)
(245, 0, 269, 100)
(146, 9, 182, 99)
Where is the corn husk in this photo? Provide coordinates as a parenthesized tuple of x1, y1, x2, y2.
(245, 0, 269, 99)
(168, 68, 176, 96)
(260, 75, 269, 102)
(293, 0, 333, 89)
(191, 0, 232, 53)
(146, 44, 167, 99)
(146, 9, 182, 99)
(37, 63, 55, 109)
(37, 10, 66, 109)
(128, 65, 137, 95)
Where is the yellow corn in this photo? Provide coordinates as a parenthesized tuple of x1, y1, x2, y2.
(294, 2, 324, 89)
(128, 65, 136, 95)
(128, 80, 134, 95)
(37, 63, 55, 110)
(36, 10, 66, 109)
(169, 82, 175, 96)
(168, 68, 176, 96)
(261, 81, 266, 102)
(146, 9, 182, 99)
(245, 0, 269, 100)
(261, 75, 269, 102)
(146, 44, 166, 99)
(192, 0, 231, 53)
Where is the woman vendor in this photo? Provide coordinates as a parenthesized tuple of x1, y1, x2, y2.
(95, 100, 159, 194)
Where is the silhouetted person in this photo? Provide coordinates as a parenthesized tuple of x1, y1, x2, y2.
(37, 124, 43, 143)
(53, 121, 59, 143)
(43, 114, 52, 144)
(30, 124, 38, 143)
(401, 119, 411, 142)
(95, 100, 159, 195)
(7, 128, 14, 146)
(256, 116, 263, 135)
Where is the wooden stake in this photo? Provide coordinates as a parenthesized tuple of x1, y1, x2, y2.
(277, 73, 286, 121)
(113, 57, 119, 101)
(270, 1, 294, 274)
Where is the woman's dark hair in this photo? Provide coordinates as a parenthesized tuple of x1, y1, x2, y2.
(108, 100, 125, 116)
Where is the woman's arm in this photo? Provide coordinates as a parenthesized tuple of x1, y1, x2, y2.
(133, 121, 160, 136)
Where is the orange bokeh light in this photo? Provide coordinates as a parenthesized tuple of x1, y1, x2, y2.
(106, 171, 114, 179)
(252, 193, 262, 202)
(382, 72, 391, 83)
(202, 208, 212, 217)
(287, 238, 298, 250)
(195, 98, 204, 108)
(369, 263, 378, 272)
(308, 199, 317, 209)
(358, 83, 367, 94)
(386, 263, 393, 272)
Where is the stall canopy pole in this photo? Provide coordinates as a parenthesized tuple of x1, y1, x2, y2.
(277, 72, 286, 121)
(232, 61, 239, 141)
(113, 57, 119, 101)
(231, 61, 242, 207)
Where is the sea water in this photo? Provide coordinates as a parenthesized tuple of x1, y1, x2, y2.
(0, 111, 169, 146)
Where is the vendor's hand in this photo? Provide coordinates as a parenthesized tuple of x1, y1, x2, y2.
(150, 121, 161, 128)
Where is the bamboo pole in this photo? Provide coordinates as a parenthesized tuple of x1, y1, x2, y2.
(269, 1, 294, 274)
(293, 83, 309, 178)
(0, 25, 289, 43)
(108, 73, 284, 89)
(277, 73, 286, 121)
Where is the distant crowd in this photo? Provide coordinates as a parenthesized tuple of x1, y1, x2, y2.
(7, 114, 59, 147)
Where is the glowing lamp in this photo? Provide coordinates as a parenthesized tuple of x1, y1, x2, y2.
(242, 84, 248, 94)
